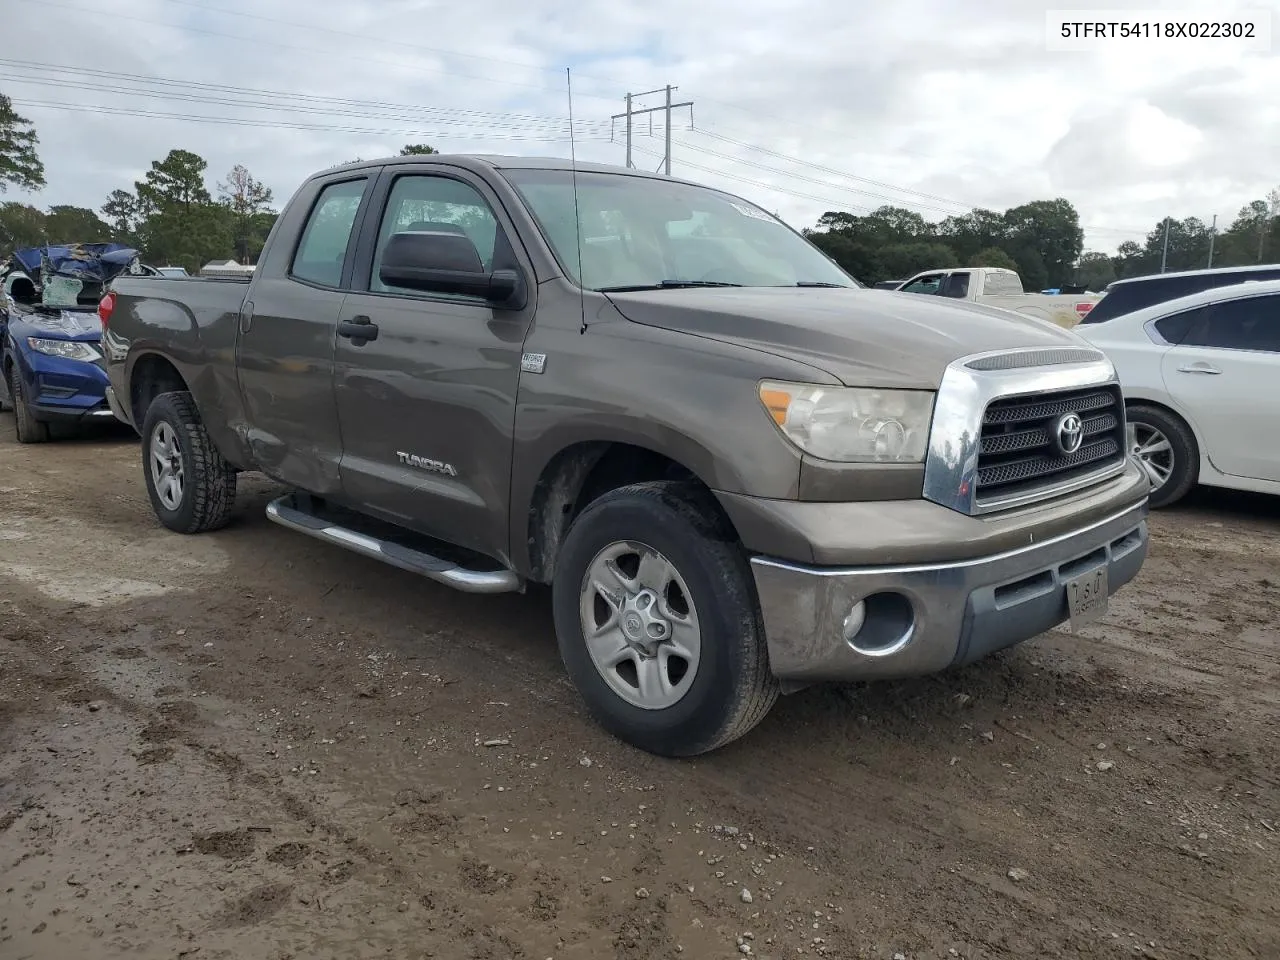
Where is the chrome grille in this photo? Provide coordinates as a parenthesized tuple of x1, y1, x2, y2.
(975, 384, 1125, 506)
(965, 348, 1103, 371)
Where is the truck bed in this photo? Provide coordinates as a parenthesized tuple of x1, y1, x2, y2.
(110, 275, 251, 320)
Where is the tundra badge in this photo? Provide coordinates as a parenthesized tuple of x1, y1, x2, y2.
(396, 452, 457, 476)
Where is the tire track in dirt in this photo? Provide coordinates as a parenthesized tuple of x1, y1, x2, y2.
(3, 424, 1279, 959)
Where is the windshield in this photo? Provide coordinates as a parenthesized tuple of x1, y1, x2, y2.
(501, 168, 858, 291)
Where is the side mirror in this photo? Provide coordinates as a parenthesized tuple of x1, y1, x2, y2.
(378, 231, 525, 309)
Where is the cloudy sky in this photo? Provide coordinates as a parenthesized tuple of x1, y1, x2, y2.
(5, 0, 1279, 253)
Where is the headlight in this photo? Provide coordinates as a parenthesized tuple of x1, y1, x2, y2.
(758, 380, 935, 463)
(27, 337, 101, 362)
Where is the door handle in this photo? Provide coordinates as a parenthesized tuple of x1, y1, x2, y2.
(337, 315, 379, 343)
(1176, 364, 1220, 375)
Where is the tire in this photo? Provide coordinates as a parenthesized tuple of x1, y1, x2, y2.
(11, 367, 51, 444)
(1127, 403, 1198, 509)
(140, 390, 237, 533)
(551, 481, 779, 757)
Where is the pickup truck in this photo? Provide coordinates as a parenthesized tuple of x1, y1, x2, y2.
(892, 266, 1101, 327)
(101, 155, 1151, 756)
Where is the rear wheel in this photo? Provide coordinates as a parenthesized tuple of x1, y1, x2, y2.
(552, 481, 778, 757)
(141, 390, 238, 533)
(11, 367, 51, 444)
(1127, 403, 1198, 508)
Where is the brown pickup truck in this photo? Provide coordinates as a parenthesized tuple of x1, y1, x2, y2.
(102, 154, 1151, 756)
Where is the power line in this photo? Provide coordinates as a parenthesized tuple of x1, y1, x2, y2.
(630, 143, 874, 216)
(636, 142, 1157, 253)
(639, 132, 972, 217)
(698, 128, 975, 210)
(8, 98, 613, 143)
(638, 127, 1151, 239)
(0, 73, 609, 135)
(694, 129, 1150, 235)
(0, 59, 607, 129)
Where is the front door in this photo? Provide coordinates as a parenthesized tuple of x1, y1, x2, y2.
(1159, 292, 1280, 482)
(235, 175, 372, 492)
(332, 167, 536, 560)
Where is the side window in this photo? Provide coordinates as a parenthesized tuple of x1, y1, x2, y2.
(371, 175, 500, 297)
(291, 178, 368, 288)
(940, 272, 970, 298)
(1185, 296, 1280, 353)
(1152, 307, 1204, 344)
(901, 274, 943, 295)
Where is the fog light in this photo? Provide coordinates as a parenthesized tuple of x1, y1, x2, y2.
(842, 601, 867, 642)
(843, 592, 916, 658)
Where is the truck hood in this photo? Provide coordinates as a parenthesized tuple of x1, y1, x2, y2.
(605, 287, 1086, 389)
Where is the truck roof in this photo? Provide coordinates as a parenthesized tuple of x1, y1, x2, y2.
(317, 153, 687, 183)
(913, 266, 1018, 275)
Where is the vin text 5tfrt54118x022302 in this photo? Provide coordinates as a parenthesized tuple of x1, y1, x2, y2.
(99, 153, 1151, 756)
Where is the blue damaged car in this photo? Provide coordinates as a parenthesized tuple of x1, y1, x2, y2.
(1, 242, 145, 442)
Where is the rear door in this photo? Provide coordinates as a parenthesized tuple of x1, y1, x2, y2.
(1159, 292, 1280, 482)
(235, 174, 374, 492)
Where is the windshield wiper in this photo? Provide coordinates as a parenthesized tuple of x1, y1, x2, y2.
(597, 280, 744, 292)
(794, 281, 851, 288)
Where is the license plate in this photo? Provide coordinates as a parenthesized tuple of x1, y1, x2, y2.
(1066, 566, 1109, 631)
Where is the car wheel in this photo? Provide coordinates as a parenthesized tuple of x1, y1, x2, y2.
(141, 390, 237, 533)
(552, 481, 779, 757)
(1127, 403, 1198, 508)
(11, 367, 51, 443)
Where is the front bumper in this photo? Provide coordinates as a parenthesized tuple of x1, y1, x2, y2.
(751, 498, 1149, 683)
(30, 400, 118, 423)
(18, 348, 113, 422)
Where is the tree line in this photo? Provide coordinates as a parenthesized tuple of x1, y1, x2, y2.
(2, 90, 1278, 286)
(804, 190, 1280, 290)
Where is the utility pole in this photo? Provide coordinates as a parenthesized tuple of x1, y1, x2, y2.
(624, 93, 632, 169)
(664, 85, 673, 176)
(1159, 217, 1171, 273)
(611, 87, 694, 174)
(1207, 214, 1216, 268)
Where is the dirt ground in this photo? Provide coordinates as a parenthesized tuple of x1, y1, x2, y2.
(0, 418, 1276, 960)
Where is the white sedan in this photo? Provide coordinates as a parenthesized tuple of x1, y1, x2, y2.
(1074, 278, 1280, 508)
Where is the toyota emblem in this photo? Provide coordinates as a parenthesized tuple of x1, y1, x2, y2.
(1055, 412, 1084, 455)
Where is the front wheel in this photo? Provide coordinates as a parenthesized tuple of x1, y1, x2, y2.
(141, 390, 238, 533)
(11, 367, 51, 443)
(551, 481, 779, 757)
(1127, 403, 1198, 508)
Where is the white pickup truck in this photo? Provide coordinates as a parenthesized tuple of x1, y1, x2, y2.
(891, 267, 1100, 328)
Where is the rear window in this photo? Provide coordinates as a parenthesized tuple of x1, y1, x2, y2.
(1152, 307, 1204, 344)
(981, 271, 1025, 296)
(1081, 267, 1280, 324)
